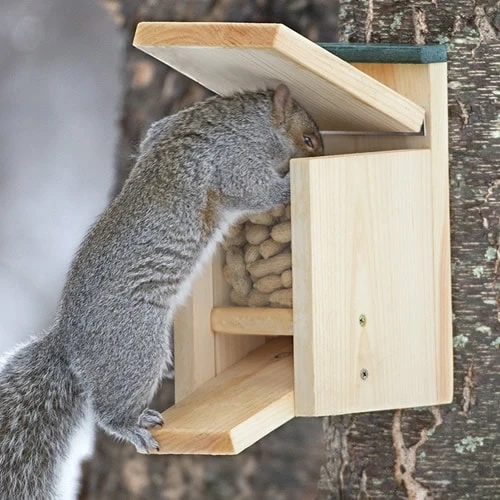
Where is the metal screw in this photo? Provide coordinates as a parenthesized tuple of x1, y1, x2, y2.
(360, 368, 369, 380)
(359, 314, 367, 327)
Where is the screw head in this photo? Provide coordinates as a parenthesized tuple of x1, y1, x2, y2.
(360, 368, 369, 380)
(359, 314, 367, 327)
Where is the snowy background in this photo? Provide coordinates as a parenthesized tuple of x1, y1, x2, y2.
(0, 0, 123, 353)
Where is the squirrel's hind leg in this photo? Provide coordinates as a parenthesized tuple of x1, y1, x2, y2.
(99, 415, 161, 454)
(93, 394, 164, 453)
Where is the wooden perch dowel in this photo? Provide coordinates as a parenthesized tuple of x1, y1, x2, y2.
(152, 337, 294, 455)
(211, 307, 293, 336)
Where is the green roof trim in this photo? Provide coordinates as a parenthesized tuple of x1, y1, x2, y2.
(318, 43, 447, 64)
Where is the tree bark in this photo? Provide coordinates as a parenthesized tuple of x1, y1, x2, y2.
(318, 1, 499, 499)
(83, 1, 338, 498)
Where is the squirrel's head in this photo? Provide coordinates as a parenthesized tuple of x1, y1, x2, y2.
(271, 84, 324, 160)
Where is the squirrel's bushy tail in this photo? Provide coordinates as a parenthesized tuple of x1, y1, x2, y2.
(0, 334, 86, 500)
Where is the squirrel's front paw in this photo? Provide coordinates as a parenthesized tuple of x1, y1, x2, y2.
(138, 408, 164, 429)
(275, 175, 291, 205)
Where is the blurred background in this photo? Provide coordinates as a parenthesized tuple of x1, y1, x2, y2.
(0, 0, 122, 353)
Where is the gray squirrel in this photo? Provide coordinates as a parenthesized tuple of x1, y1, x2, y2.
(0, 83, 323, 499)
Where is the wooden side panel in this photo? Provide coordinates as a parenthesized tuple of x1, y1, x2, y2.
(212, 246, 265, 373)
(291, 150, 442, 416)
(426, 63, 453, 405)
(133, 22, 425, 132)
(174, 266, 216, 403)
(323, 63, 453, 405)
(153, 337, 294, 455)
(175, 245, 264, 401)
(215, 333, 267, 375)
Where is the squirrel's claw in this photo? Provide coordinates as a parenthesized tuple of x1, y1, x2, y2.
(128, 427, 160, 454)
(138, 408, 164, 429)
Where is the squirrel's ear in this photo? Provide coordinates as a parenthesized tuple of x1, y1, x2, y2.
(272, 84, 293, 127)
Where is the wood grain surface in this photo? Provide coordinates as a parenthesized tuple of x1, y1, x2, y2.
(133, 22, 425, 132)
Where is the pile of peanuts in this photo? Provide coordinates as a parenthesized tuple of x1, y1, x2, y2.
(222, 204, 293, 308)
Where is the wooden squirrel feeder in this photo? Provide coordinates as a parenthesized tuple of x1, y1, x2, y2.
(133, 22, 453, 455)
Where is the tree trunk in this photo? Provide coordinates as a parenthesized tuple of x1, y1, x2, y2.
(318, 1, 499, 499)
(83, 1, 338, 498)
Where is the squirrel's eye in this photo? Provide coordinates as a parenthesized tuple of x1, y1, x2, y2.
(303, 135, 314, 148)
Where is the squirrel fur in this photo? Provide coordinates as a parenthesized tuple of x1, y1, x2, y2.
(0, 84, 323, 499)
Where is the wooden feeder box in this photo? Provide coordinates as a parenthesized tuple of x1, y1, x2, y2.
(133, 22, 453, 455)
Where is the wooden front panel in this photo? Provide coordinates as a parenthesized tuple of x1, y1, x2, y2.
(291, 149, 442, 416)
(323, 63, 453, 407)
